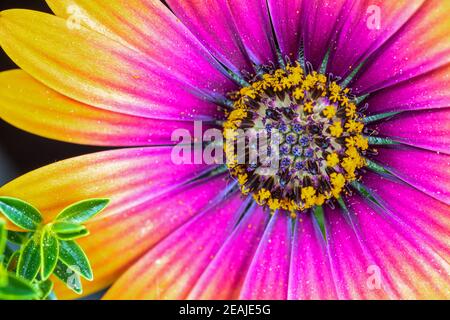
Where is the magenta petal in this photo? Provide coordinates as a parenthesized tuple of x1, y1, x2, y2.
(345, 194, 450, 299)
(103, 192, 246, 299)
(328, 0, 423, 79)
(47, 0, 237, 97)
(239, 211, 292, 300)
(268, 0, 303, 60)
(100, 1, 235, 95)
(188, 206, 270, 299)
(375, 146, 450, 204)
(375, 108, 450, 154)
(362, 172, 450, 260)
(352, 1, 450, 94)
(325, 206, 390, 299)
(166, 0, 254, 75)
(288, 214, 337, 300)
(365, 64, 450, 113)
(226, 0, 277, 66)
(302, 0, 351, 70)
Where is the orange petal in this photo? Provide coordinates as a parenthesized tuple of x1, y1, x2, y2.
(0, 70, 204, 146)
(0, 9, 221, 120)
(0, 147, 209, 230)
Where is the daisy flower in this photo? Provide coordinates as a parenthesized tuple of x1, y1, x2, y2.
(0, 0, 449, 299)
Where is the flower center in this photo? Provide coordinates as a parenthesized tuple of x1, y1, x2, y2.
(224, 63, 369, 216)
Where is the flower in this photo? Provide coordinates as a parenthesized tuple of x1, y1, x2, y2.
(0, 0, 449, 300)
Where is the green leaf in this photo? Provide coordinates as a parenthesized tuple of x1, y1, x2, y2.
(52, 222, 86, 235)
(36, 279, 53, 300)
(40, 228, 59, 280)
(59, 240, 92, 281)
(0, 219, 6, 259)
(0, 266, 7, 287)
(17, 236, 41, 281)
(55, 228, 90, 241)
(7, 231, 28, 245)
(0, 273, 40, 300)
(312, 206, 327, 241)
(0, 197, 42, 231)
(56, 199, 109, 224)
(53, 260, 82, 294)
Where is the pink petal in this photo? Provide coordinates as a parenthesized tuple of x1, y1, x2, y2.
(166, 0, 254, 74)
(325, 206, 390, 299)
(268, 0, 303, 60)
(374, 108, 450, 154)
(362, 172, 450, 261)
(167, 0, 279, 72)
(302, 0, 351, 70)
(346, 194, 450, 299)
(45, 0, 236, 96)
(103, 192, 246, 299)
(188, 206, 270, 299)
(225, 0, 277, 66)
(365, 64, 450, 113)
(65, 174, 232, 298)
(328, 0, 423, 79)
(352, 0, 450, 94)
(288, 214, 338, 300)
(239, 211, 292, 300)
(375, 146, 450, 204)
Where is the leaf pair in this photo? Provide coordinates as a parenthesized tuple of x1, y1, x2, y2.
(0, 197, 109, 231)
(0, 197, 110, 297)
(17, 233, 92, 281)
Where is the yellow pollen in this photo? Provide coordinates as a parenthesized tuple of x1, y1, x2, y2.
(268, 198, 281, 211)
(303, 101, 314, 113)
(346, 103, 357, 118)
(293, 87, 305, 100)
(301, 186, 317, 208)
(345, 120, 364, 133)
(329, 121, 343, 137)
(323, 105, 336, 119)
(355, 135, 369, 150)
(237, 173, 248, 185)
(326, 153, 340, 167)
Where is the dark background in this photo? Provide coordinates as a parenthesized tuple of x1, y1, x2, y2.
(0, 0, 106, 185)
